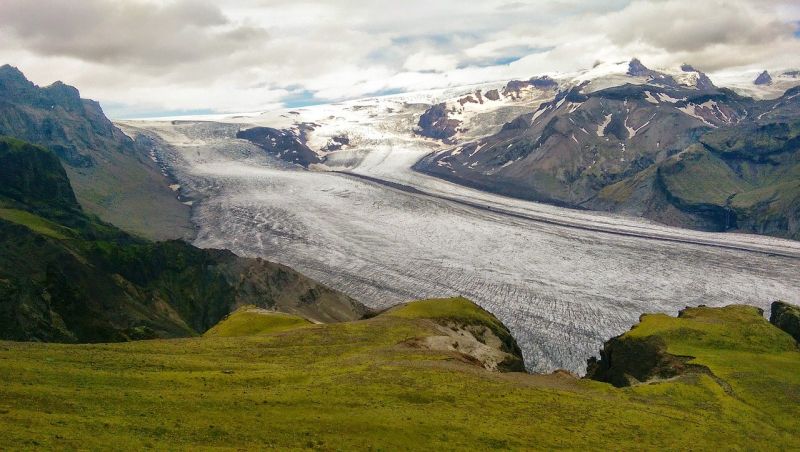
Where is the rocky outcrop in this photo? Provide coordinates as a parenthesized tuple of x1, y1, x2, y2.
(627, 58, 651, 77)
(389, 297, 525, 372)
(484, 89, 501, 101)
(754, 70, 773, 86)
(770, 301, 800, 343)
(501, 76, 558, 99)
(236, 126, 322, 166)
(408, 320, 526, 372)
(415, 103, 461, 142)
(321, 134, 350, 152)
(680, 64, 716, 90)
(585, 333, 709, 387)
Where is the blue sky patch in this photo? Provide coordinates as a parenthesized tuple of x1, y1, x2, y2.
(282, 90, 319, 108)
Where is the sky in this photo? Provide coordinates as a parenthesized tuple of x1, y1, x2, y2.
(1, 0, 799, 118)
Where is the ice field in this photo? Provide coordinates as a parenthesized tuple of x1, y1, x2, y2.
(119, 97, 800, 373)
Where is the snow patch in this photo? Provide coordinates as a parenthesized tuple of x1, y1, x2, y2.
(596, 114, 612, 137)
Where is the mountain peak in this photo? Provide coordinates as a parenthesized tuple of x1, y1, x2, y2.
(0, 64, 35, 92)
(754, 70, 773, 86)
(0, 64, 25, 79)
(627, 58, 650, 77)
(679, 64, 716, 89)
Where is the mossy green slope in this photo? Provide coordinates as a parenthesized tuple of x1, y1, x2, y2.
(594, 119, 800, 239)
(204, 307, 311, 337)
(0, 299, 797, 450)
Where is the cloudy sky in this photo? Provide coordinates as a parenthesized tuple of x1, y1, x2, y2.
(1, 0, 799, 118)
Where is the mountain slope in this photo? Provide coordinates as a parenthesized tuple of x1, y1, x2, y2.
(0, 136, 367, 342)
(0, 64, 191, 240)
(416, 60, 800, 239)
(0, 298, 797, 449)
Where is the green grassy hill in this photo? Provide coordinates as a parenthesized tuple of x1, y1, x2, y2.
(203, 307, 312, 337)
(1, 297, 797, 450)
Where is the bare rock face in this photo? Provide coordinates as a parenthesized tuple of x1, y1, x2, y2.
(415, 103, 461, 142)
(407, 321, 525, 372)
(627, 58, 651, 77)
(754, 70, 773, 86)
(501, 76, 558, 99)
(236, 127, 321, 166)
(484, 89, 501, 101)
(681, 64, 716, 90)
(530, 75, 558, 90)
(770, 301, 800, 343)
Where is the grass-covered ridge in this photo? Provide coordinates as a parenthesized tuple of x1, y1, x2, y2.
(0, 208, 73, 239)
(1, 298, 798, 450)
(204, 307, 311, 337)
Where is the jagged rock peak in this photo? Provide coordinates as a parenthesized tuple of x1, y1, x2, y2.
(754, 70, 773, 85)
(680, 64, 716, 90)
(627, 58, 651, 76)
(529, 75, 558, 89)
(0, 64, 34, 91)
(0, 64, 25, 79)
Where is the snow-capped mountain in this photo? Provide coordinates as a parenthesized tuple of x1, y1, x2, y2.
(222, 58, 800, 239)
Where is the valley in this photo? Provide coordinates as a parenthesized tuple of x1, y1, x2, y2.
(120, 100, 800, 373)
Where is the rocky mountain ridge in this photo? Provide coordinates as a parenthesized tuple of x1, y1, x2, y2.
(416, 59, 800, 239)
(0, 65, 191, 240)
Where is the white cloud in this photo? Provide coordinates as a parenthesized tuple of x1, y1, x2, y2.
(0, 0, 797, 117)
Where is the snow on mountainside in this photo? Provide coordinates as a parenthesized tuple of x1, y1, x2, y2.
(710, 69, 800, 100)
(146, 57, 800, 241)
(225, 59, 799, 166)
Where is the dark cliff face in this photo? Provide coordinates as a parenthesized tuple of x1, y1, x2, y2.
(585, 335, 704, 387)
(0, 65, 133, 167)
(415, 103, 461, 142)
(754, 70, 773, 86)
(586, 304, 796, 388)
(680, 64, 716, 90)
(0, 137, 368, 343)
(236, 126, 322, 167)
(770, 301, 800, 343)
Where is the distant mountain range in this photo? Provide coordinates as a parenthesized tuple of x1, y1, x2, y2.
(416, 59, 800, 239)
(230, 59, 800, 240)
(3, 60, 797, 243)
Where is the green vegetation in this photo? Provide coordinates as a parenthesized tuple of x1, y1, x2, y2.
(204, 307, 311, 337)
(0, 208, 72, 239)
(0, 299, 798, 450)
(596, 123, 800, 239)
(659, 145, 751, 206)
(0, 136, 365, 343)
(387, 296, 507, 330)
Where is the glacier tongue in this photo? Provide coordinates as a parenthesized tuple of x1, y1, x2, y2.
(117, 92, 800, 374)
